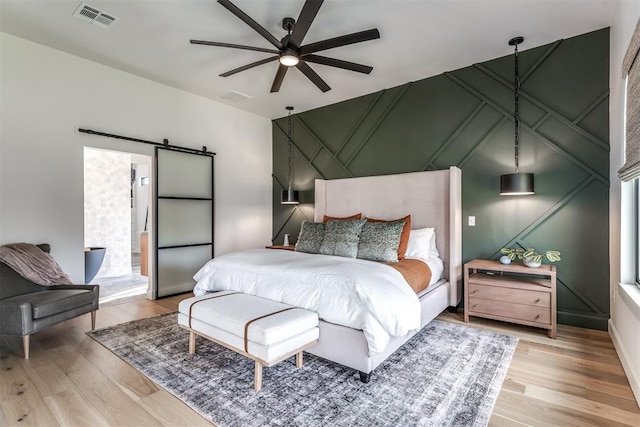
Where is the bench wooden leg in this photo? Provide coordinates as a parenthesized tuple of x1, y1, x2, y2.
(254, 361, 263, 391)
(296, 351, 303, 368)
(23, 335, 30, 359)
(91, 311, 96, 330)
(189, 331, 196, 354)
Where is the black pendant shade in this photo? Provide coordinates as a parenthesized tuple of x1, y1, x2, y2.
(501, 36, 535, 196)
(500, 173, 534, 195)
(281, 189, 300, 204)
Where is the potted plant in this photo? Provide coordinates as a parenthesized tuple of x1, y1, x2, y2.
(500, 247, 561, 268)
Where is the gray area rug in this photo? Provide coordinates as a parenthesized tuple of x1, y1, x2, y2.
(88, 314, 517, 427)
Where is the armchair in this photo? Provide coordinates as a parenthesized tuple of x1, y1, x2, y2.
(0, 244, 99, 358)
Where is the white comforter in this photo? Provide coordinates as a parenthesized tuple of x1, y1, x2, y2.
(192, 249, 421, 353)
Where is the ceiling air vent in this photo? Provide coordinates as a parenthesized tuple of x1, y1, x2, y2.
(216, 90, 253, 103)
(73, 3, 119, 29)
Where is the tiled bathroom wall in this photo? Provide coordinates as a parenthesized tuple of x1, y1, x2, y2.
(84, 147, 132, 278)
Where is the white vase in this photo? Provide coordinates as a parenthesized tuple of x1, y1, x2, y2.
(523, 257, 542, 268)
(499, 255, 511, 265)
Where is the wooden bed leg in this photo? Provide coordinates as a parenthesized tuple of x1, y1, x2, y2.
(91, 311, 96, 330)
(359, 371, 371, 383)
(254, 361, 263, 391)
(296, 351, 303, 368)
(188, 331, 196, 354)
(23, 335, 30, 360)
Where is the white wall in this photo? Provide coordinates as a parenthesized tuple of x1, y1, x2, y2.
(0, 33, 272, 283)
(609, 0, 640, 406)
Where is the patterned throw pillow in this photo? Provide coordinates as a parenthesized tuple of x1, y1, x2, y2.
(365, 215, 411, 259)
(295, 221, 326, 254)
(319, 219, 366, 258)
(357, 220, 405, 262)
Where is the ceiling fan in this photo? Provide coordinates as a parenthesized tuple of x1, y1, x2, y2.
(190, 0, 380, 93)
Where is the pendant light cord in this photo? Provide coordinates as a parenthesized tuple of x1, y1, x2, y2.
(513, 42, 520, 173)
(287, 107, 294, 191)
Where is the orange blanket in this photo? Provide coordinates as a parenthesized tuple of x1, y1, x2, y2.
(383, 258, 432, 294)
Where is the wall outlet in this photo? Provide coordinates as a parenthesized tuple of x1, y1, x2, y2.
(468, 216, 476, 226)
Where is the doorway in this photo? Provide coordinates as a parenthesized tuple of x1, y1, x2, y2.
(83, 147, 151, 302)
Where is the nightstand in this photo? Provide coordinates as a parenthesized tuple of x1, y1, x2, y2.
(464, 259, 557, 338)
(265, 245, 296, 251)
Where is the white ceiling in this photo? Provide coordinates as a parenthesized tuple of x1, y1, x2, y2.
(0, 0, 616, 119)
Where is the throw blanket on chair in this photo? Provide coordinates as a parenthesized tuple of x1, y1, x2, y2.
(0, 243, 72, 286)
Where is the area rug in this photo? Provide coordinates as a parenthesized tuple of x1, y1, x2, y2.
(88, 314, 517, 427)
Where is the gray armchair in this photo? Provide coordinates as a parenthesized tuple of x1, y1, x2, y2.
(0, 244, 99, 358)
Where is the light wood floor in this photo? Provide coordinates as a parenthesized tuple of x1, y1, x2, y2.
(1, 294, 638, 426)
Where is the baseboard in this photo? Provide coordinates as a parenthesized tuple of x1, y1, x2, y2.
(609, 319, 640, 407)
(557, 310, 609, 331)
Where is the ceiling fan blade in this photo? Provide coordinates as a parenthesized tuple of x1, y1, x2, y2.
(288, 0, 323, 48)
(296, 62, 330, 92)
(217, 0, 282, 49)
(302, 54, 373, 74)
(270, 64, 289, 93)
(299, 28, 380, 55)
(190, 40, 279, 54)
(220, 56, 279, 77)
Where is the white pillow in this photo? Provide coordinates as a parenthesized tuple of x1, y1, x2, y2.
(430, 231, 440, 258)
(405, 227, 439, 260)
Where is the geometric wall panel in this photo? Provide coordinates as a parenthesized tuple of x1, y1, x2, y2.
(272, 28, 610, 330)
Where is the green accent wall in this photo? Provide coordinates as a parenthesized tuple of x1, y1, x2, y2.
(272, 28, 610, 330)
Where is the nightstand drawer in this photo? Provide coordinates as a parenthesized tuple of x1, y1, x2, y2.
(468, 297, 551, 325)
(468, 283, 550, 308)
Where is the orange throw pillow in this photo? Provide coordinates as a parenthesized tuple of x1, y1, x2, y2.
(366, 215, 411, 260)
(322, 213, 362, 222)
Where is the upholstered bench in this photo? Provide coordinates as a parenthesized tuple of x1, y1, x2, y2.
(178, 291, 319, 391)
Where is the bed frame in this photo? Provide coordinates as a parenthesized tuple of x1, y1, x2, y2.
(308, 167, 462, 382)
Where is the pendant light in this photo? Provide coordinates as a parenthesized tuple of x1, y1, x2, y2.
(500, 36, 534, 196)
(281, 106, 300, 204)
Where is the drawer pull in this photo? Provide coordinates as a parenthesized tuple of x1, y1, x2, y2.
(535, 298, 541, 303)
(472, 304, 478, 308)
(471, 290, 479, 294)
(535, 314, 541, 319)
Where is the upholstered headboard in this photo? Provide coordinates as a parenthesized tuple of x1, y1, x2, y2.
(314, 167, 462, 306)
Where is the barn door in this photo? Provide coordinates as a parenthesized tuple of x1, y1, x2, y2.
(154, 147, 214, 298)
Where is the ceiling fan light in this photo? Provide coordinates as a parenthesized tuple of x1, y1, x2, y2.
(280, 52, 299, 67)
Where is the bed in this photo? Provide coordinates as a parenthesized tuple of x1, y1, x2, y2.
(193, 167, 462, 382)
